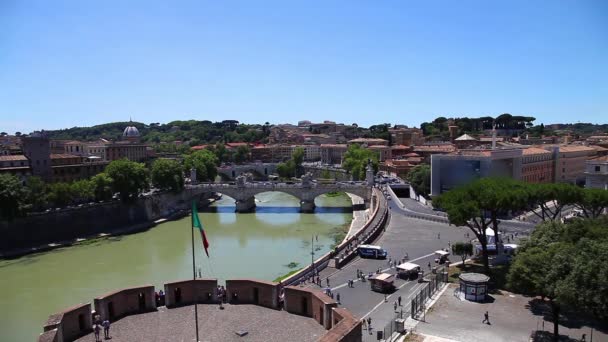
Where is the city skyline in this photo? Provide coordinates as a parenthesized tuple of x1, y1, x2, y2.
(1, 0, 607, 134)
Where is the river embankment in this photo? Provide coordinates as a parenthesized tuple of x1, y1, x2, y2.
(0, 190, 216, 259)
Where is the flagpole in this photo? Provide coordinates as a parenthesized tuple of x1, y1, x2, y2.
(191, 203, 200, 342)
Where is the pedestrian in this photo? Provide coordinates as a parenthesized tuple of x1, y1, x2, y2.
(394, 301, 398, 312)
(326, 277, 330, 287)
(482, 311, 490, 324)
(438, 233, 440, 239)
(367, 317, 372, 328)
(384, 294, 388, 302)
(362, 319, 367, 331)
(337, 292, 341, 304)
(398, 296, 402, 306)
(581, 333, 586, 341)
(102, 319, 110, 339)
(94, 324, 101, 342)
(428, 262, 431, 269)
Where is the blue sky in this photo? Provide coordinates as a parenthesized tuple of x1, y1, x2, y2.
(0, 0, 606, 134)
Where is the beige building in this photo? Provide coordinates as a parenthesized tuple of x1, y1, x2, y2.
(553, 145, 597, 184)
(585, 156, 608, 190)
(368, 145, 392, 161)
(521, 147, 554, 183)
(0, 155, 31, 182)
(320, 144, 348, 165)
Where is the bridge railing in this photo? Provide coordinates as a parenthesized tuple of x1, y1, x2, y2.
(280, 187, 390, 286)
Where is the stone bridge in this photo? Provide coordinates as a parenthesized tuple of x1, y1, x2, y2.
(185, 180, 372, 213)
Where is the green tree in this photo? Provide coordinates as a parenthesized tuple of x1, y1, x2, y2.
(213, 143, 230, 164)
(0, 174, 30, 220)
(292, 147, 305, 177)
(25, 176, 48, 211)
(70, 179, 95, 203)
(433, 178, 527, 274)
(47, 182, 74, 207)
(91, 173, 113, 201)
(528, 183, 583, 222)
(183, 149, 218, 182)
(342, 144, 378, 181)
(576, 188, 608, 219)
(320, 169, 332, 179)
(451, 241, 473, 269)
(151, 158, 184, 192)
(233, 145, 251, 164)
(105, 159, 150, 202)
(277, 160, 296, 178)
(406, 165, 431, 198)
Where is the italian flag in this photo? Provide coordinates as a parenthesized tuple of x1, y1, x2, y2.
(192, 201, 210, 257)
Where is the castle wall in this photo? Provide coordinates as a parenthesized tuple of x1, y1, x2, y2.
(225, 279, 279, 309)
(164, 279, 218, 307)
(93, 285, 156, 320)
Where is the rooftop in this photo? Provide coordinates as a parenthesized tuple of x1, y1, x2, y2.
(0, 155, 28, 161)
(74, 304, 325, 342)
(522, 147, 552, 156)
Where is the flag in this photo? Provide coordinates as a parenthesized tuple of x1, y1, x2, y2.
(192, 201, 210, 257)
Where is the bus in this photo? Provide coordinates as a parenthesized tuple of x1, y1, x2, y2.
(357, 245, 388, 259)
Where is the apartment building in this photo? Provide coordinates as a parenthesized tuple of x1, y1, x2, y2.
(521, 147, 554, 183)
(585, 156, 608, 190)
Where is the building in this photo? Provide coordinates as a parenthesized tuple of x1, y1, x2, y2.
(21, 132, 53, 181)
(105, 125, 148, 162)
(553, 145, 597, 184)
(0, 155, 31, 182)
(585, 156, 608, 190)
(389, 128, 424, 146)
(50, 154, 108, 183)
(368, 145, 391, 161)
(412, 144, 457, 163)
(521, 147, 554, 183)
(320, 144, 348, 165)
(430, 149, 522, 196)
(347, 138, 388, 146)
(379, 158, 421, 178)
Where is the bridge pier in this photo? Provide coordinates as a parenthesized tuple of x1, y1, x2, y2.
(235, 196, 256, 213)
(300, 200, 316, 213)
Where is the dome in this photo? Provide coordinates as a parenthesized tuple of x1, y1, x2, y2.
(123, 126, 140, 137)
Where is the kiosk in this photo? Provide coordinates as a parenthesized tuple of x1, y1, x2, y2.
(396, 262, 421, 280)
(370, 273, 395, 293)
(434, 250, 450, 264)
(459, 273, 490, 302)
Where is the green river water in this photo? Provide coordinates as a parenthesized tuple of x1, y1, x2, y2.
(0, 192, 353, 342)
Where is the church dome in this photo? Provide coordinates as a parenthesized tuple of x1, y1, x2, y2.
(123, 125, 140, 137)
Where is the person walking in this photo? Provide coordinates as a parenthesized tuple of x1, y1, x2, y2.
(94, 324, 101, 342)
(482, 311, 490, 324)
(398, 296, 402, 306)
(394, 301, 398, 312)
(438, 232, 440, 239)
(102, 319, 110, 339)
(337, 292, 341, 304)
(326, 277, 330, 287)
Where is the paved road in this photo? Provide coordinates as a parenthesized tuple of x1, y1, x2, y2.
(304, 197, 470, 335)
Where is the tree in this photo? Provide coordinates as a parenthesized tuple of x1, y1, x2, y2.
(506, 218, 608, 341)
(342, 144, 378, 181)
(183, 149, 218, 182)
(528, 183, 583, 222)
(320, 169, 332, 179)
(576, 188, 608, 219)
(277, 160, 296, 178)
(25, 176, 48, 211)
(47, 182, 74, 207)
(233, 145, 251, 164)
(406, 165, 431, 198)
(91, 173, 113, 201)
(433, 178, 528, 274)
(451, 242, 473, 269)
(0, 174, 29, 220)
(70, 179, 94, 203)
(151, 158, 184, 192)
(292, 147, 305, 177)
(105, 159, 149, 202)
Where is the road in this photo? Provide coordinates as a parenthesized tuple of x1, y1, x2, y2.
(304, 197, 471, 336)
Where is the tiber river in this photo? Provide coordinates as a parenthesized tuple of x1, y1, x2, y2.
(0, 192, 353, 342)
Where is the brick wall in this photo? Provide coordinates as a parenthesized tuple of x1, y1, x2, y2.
(93, 285, 156, 321)
(41, 303, 91, 342)
(284, 286, 337, 329)
(164, 279, 218, 307)
(319, 307, 362, 342)
(225, 279, 279, 309)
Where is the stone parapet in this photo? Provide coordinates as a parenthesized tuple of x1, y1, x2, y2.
(225, 279, 280, 309)
(93, 285, 156, 321)
(164, 279, 218, 307)
(284, 286, 337, 329)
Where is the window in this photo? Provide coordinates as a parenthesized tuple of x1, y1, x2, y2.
(596, 166, 601, 172)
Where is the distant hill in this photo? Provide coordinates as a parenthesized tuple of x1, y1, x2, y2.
(45, 120, 271, 146)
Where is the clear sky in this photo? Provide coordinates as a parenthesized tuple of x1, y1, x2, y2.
(1, 0, 606, 134)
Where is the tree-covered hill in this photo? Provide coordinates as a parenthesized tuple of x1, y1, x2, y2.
(45, 120, 271, 146)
